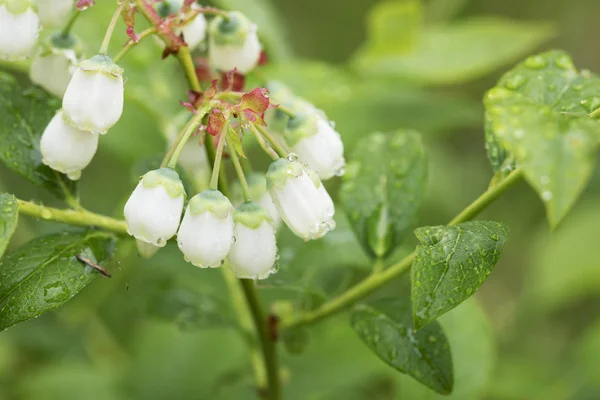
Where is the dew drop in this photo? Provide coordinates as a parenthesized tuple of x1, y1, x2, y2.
(554, 54, 574, 70)
(524, 55, 548, 69)
(504, 74, 526, 90)
(334, 165, 346, 177)
(541, 190, 553, 201)
(286, 153, 298, 162)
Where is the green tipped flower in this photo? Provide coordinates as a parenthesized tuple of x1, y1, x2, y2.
(124, 168, 186, 247)
(177, 190, 234, 268)
(208, 11, 261, 73)
(228, 202, 278, 280)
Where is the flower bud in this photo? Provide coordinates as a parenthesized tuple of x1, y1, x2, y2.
(136, 239, 160, 259)
(40, 110, 99, 180)
(228, 202, 277, 280)
(177, 190, 234, 268)
(266, 159, 335, 240)
(247, 173, 281, 228)
(35, 0, 72, 27)
(0, 1, 39, 60)
(208, 11, 261, 74)
(30, 33, 79, 98)
(124, 168, 185, 247)
(62, 54, 124, 134)
(284, 113, 345, 180)
(176, 4, 207, 50)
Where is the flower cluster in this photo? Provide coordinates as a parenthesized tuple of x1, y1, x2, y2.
(3, 0, 345, 280)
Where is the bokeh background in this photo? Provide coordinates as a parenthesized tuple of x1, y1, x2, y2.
(1, 0, 599, 399)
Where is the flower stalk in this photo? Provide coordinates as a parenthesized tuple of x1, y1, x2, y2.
(17, 199, 128, 235)
(99, 1, 126, 54)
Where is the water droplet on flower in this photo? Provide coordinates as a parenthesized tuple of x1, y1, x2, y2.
(286, 153, 298, 162)
(334, 165, 346, 177)
(232, 236, 237, 244)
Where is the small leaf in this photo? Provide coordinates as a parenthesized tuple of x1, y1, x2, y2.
(0, 231, 115, 330)
(351, 297, 454, 394)
(411, 221, 509, 330)
(354, 17, 554, 84)
(0, 72, 76, 200)
(341, 131, 428, 259)
(0, 193, 18, 259)
(236, 87, 274, 126)
(206, 108, 226, 137)
(485, 50, 600, 227)
(227, 125, 246, 158)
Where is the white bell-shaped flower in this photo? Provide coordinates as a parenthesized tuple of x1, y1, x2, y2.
(177, 189, 234, 268)
(124, 168, 185, 247)
(245, 173, 281, 228)
(40, 110, 99, 180)
(0, 1, 39, 60)
(208, 11, 261, 74)
(35, 0, 72, 27)
(136, 239, 160, 259)
(62, 54, 124, 134)
(284, 113, 345, 180)
(30, 33, 79, 98)
(228, 202, 277, 280)
(266, 159, 335, 240)
(307, 170, 335, 220)
(176, 4, 207, 50)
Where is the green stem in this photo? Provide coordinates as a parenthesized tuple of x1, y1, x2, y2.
(250, 125, 279, 160)
(226, 133, 251, 202)
(209, 130, 228, 190)
(60, 9, 81, 38)
(281, 168, 524, 330)
(276, 105, 296, 118)
(255, 125, 287, 158)
(113, 26, 157, 63)
(99, 1, 126, 55)
(54, 171, 82, 210)
(240, 280, 282, 400)
(221, 267, 268, 391)
(17, 200, 128, 235)
(176, 46, 201, 92)
(165, 105, 212, 169)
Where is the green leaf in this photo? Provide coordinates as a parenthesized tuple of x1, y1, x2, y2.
(341, 131, 428, 259)
(0, 193, 18, 258)
(351, 297, 454, 394)
(0, 72, 76, 200)
(357, 0, 422, 57)
(411, 221, 508, 329)
(0, 231, 115, 330)
(354, 17, 554, 84)
(485, 50, 600, 227)
(396, 298, 495, 400)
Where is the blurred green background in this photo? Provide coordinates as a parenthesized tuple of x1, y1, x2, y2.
(1, 0, 600, 399)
